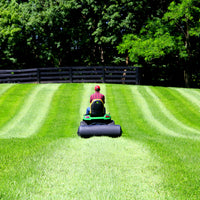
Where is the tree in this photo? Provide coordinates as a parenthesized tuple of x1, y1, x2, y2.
(0, 0, 23, 68)
(0, 0, 81, 68)
(19, 0, 80, 67)
(164, 0, 200, 87)
(118, 0, 200, 87)
(75, 0, 150, 65)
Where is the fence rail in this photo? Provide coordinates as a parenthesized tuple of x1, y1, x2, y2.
(0, 66, 139, 84)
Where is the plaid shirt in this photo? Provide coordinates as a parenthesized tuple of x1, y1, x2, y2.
(90, 91, 105, 103)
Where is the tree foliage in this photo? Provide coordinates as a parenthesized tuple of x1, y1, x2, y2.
(118, 0, 200, 87)
(0, 0, 151, 68)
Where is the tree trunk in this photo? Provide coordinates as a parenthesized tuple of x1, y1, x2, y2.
(184, 68, 191, 88)
(100, 46, 104, 63)
(126, 55, 129, 65)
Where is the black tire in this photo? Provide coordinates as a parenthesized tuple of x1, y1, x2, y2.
(80, 121, 87, 126)
(108, 120, 115, 125)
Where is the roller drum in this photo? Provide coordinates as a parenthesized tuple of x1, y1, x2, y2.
(78, 125, 122, 138)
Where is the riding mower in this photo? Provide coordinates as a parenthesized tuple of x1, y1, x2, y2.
(77, 99, 122, 138)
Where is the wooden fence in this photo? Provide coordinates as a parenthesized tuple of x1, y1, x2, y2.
(0, 66, 139, 84)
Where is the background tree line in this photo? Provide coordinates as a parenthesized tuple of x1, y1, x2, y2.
(0, 0, 199, 87)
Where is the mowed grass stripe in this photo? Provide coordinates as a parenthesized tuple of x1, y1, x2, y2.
(106, 84, 150, 138)
(193, 90, 200, 98)
(0, 84, 35, 129)
(106, 85, 129, 136)
(145, 87, 200, 135)
(37, 83, 84, 138)
(0, 84, 60, 138)
(131, 86, 198, 139)
(174, 88, 200, 109)
(15, 137, 166, 200)
(0, 84, 13, 96)
(154, 87, 200, 130)
(79, 83, 94, 118)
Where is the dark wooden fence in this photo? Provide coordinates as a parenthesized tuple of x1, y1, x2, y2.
(0, 66, 139, 84)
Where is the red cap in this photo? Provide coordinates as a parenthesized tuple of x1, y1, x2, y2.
(95, 85, 100, 91)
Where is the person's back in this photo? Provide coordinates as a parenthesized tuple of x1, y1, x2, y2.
(86, 85, 105, 115)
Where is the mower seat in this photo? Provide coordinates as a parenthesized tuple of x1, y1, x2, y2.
(90, 99, 105, 117)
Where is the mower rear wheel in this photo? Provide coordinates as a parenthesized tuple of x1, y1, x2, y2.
(80, 121, 87, 126)
(108, 120, 115, 125)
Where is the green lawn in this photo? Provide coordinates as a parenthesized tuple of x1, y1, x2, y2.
(0, 83, 200, 200)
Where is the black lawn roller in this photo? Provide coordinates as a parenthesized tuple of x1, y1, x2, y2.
(77, 99, 122, 138)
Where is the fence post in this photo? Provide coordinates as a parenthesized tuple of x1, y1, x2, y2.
(69, 67, 72, 83)
(136, 67, 139, 85)
(37, 68, 40, 83)
(102, 66, 105, 83)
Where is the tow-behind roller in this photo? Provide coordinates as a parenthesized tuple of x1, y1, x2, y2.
(78, 125, 122, 138)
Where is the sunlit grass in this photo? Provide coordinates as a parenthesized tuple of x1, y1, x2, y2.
(0, 84, 200, 199)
